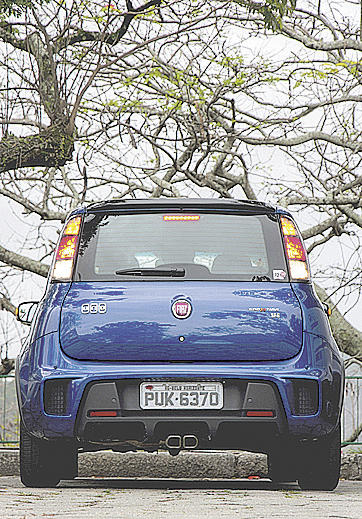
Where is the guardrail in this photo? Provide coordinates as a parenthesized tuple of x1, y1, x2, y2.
(0, 374, 18, 445)
(1, 374, 361, 447)
(342, 375, 362, 446)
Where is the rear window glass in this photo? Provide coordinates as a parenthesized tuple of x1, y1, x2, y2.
(76, 212, 288, 281)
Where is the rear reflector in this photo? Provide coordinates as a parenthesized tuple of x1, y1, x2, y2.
(89, 410, 118, 417)
(246, 410, 274, 417)
(163, 215, 200, 221)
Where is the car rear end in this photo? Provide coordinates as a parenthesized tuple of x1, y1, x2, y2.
(16, 199, 344, 489)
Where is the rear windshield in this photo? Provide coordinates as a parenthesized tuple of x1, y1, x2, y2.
(75, 212, 288, 281)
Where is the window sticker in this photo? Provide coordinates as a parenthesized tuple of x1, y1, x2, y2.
(194, 252, 220, 270)
(135, 253, 158, 268)
(273, 269, 287, 280)
(250, 257, 266, 269)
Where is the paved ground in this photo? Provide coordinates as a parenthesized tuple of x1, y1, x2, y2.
(1, 477, 361, 519)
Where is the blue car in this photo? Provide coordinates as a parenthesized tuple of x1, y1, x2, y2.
(16, 199, 344, 489)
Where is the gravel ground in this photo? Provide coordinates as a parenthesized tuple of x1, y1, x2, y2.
(1, 476, 361, 519)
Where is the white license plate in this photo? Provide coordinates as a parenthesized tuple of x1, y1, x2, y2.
(140, 381, 223, 410)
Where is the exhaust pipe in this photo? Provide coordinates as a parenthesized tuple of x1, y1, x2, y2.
(165, 435, 182, 449)
(183, 435, 199, 449)
(165, 434, 199, 450)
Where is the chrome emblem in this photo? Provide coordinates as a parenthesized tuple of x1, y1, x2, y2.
(81, 302, 107, 314)
(171, 299, 192, 319)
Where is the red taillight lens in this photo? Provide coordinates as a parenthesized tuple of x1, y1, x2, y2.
(284, 236, 306, 261)
(56, 236, 78, 260)
(51, 216, 81, 282)
(280, 216, 310, 281)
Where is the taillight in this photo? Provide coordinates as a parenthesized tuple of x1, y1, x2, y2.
(51, 216, 81, 281)
(280, 216, 310, 281)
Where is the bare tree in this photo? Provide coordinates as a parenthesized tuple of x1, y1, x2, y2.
(0, 0, 361, 364)
(1, 0, 239, 172)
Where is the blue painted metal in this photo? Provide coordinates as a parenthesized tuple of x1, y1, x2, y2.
(59, 282, 302, 362)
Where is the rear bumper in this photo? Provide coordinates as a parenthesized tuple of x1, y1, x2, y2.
(16, 330, 344, 449)
(75, 378, 286, 452)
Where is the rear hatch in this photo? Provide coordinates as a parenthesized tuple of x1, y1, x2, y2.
(59, 281, 302, 361)
(59, 206, 303, 361)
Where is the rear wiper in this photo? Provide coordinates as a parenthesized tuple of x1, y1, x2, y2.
(115, 267, 185, 277)
(251, 275, 271, 282)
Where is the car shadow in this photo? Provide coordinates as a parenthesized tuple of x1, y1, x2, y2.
(60, 477, 300, 490)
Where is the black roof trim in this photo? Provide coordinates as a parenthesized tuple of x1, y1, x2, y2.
(86, 198, 276, 214)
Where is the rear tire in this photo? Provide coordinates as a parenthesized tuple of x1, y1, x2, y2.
(268, 442, 297, 482)
(297, 423, 341, 491)
(20, 421, 78, 487)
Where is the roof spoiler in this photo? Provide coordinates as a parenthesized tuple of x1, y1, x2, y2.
(86, 198, 276, 214)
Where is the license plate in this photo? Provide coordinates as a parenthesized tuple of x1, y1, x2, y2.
(140, 381, 223, 410)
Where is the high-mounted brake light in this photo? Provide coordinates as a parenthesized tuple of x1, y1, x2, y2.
(163, 215, 200, 221)
(51, 216, 81, 282)
(280, 216, 310, 281)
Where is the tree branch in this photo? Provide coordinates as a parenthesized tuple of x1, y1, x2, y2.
(0, 294, 16, 316)
(0, 245, 49, 277)
(0, 123, 74, 173)
(0, 187, 66, 221)
(280, 20, 362, 52)
(55, 0, 161, 51)
(302, 216, 345, 240)
(287, 196, 361, 208)
(235, 131, 362, 152)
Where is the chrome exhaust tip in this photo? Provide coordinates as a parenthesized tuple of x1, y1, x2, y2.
(165, 435, 182, 449)
(183, 435, 199, 449)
